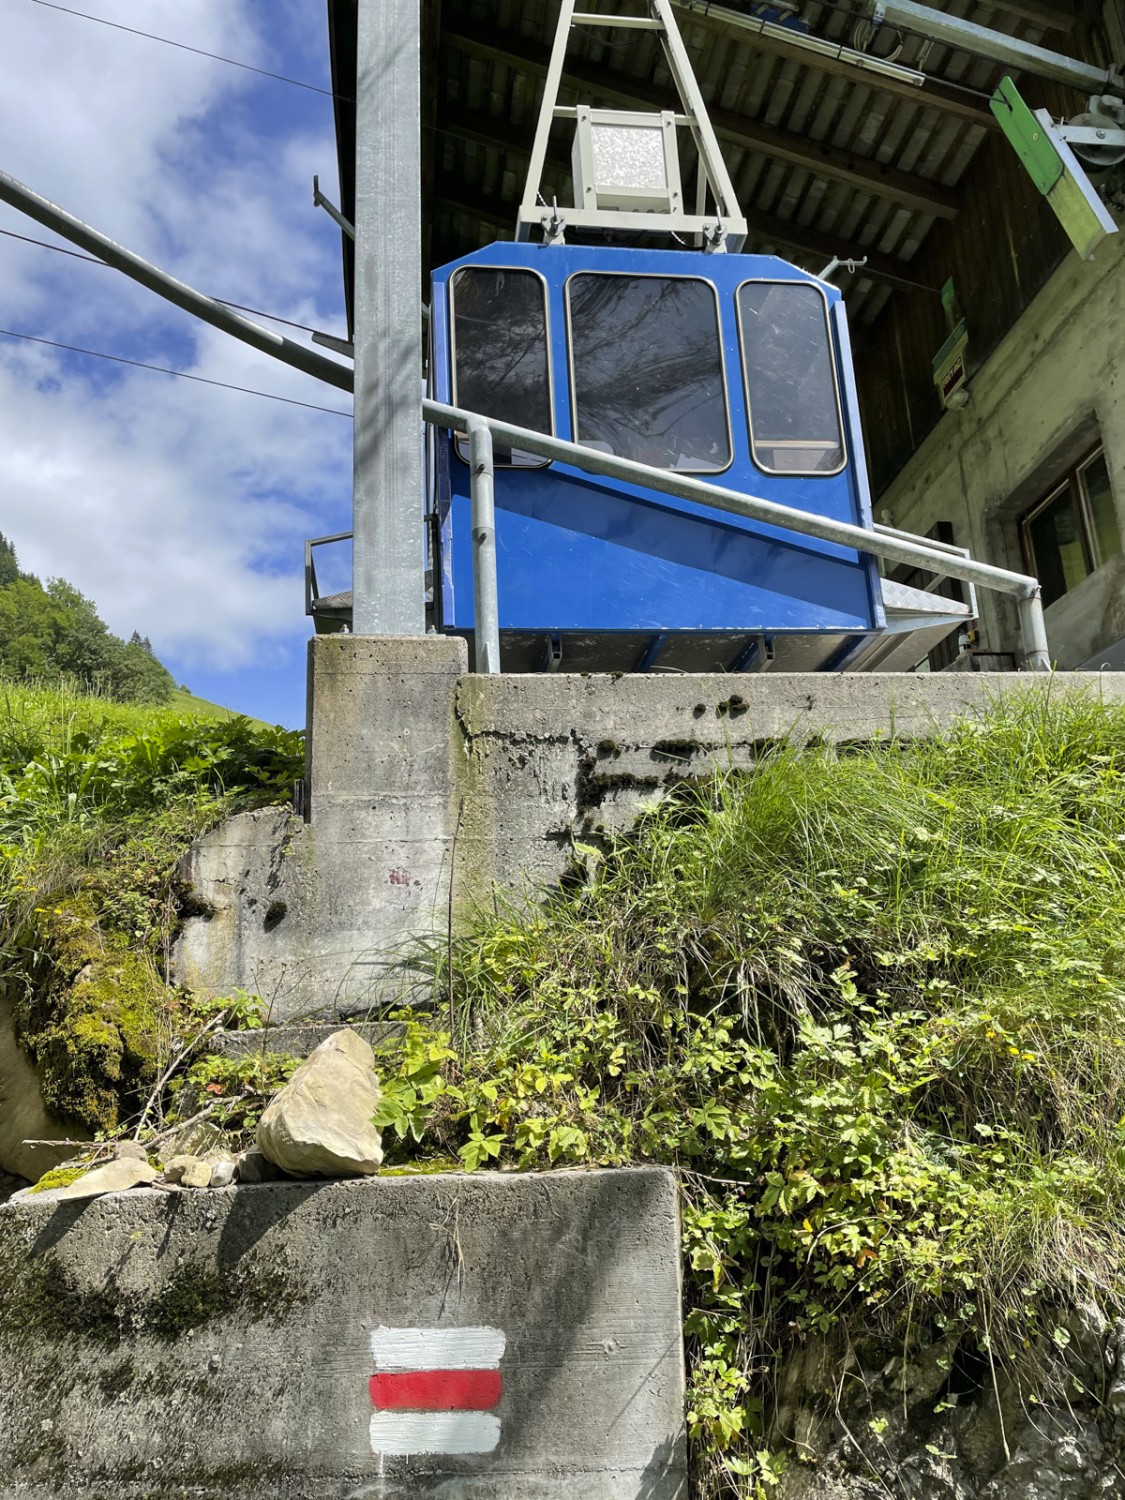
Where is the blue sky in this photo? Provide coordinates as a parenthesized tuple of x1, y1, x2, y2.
(0, 0, 355, 726)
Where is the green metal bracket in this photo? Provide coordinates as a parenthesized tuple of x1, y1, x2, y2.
(991, 75, 1064, 196)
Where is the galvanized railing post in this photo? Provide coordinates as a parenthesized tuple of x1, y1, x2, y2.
(467, 417, 501, 674)
(1018, 588, 1052, 672)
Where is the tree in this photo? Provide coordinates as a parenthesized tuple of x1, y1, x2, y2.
(0, 570, 175, 703)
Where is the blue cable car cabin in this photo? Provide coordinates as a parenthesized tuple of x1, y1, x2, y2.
(428, 240, 887, 674)
(307, 0, 975, 673)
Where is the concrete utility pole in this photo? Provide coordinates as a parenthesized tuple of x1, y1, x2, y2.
(352, 0, 426, 635)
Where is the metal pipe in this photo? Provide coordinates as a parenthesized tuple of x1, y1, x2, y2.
(1018, 590, 1052, 672)
(422, 397, 1052, 668)
(870, 0, 1121, 98)
(467, 418, 501, 674)
(0, 167, 354, 393)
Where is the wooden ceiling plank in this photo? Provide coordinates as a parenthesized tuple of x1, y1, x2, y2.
(432, 167, 935, 293)
(444, 26, 962, 220)
(668, 5, 999, 130)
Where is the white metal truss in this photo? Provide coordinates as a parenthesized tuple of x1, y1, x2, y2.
(515, 0, 748, 252)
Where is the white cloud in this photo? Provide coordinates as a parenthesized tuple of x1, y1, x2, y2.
(0, 0, 351, 681)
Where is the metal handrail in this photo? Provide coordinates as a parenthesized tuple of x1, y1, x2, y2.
(419, 397, 1051, 675)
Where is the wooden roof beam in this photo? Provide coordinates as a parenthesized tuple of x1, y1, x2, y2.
(431, 165, 934, 293)
(444, 26, 962, 221)
(669, 3, 999, 130)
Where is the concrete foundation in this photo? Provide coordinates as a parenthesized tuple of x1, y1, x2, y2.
(173, 637, 1125, 1016)
(0, 1166, 685, 1499)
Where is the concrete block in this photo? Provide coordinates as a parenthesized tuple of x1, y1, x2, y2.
(0, 1167, 686, 1499)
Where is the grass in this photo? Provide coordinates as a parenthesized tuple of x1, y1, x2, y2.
(0, 679, 303, 1140)
(369, 689, 1125, 1496)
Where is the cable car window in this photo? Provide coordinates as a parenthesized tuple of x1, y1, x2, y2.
(451, 267, 552, 467)
(566, 274, 731, 473)
(738, 281, 845, 475)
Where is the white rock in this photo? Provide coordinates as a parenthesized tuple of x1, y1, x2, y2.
(256, 1028, 383, 1177)
(208, 1159, 236, 1188)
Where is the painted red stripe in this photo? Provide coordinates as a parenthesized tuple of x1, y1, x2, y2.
(369, 1369, 502, 1412)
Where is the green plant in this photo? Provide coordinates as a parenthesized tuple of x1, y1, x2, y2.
(371, 692, 1125, 1497)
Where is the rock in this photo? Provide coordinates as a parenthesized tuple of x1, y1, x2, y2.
(11, 1158, 158, 1204)
(234, 1146, 288, 1184)
(113, 1141, 150, 1163)
(208, 1159, 236, 1188)
(163, 1155, 213, 1188)
(256, 1028, 383, 1177)
(160, 1119, 230, 1161)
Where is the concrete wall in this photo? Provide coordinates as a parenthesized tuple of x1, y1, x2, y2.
(876, 219, 1125, 670)
(172, 638, 1125, 1017)
(0, 1166, 685, 1499)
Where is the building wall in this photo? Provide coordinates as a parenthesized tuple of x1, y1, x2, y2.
(874, 211, 1125, 669)
(856, 1, 1125, 498)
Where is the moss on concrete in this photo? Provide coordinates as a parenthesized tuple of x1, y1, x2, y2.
(27, 1165, 85, 1194)
(0, 1218, 307, 1351)
(13, 895, 162, 1135)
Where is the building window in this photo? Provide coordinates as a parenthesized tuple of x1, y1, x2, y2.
(1020, 447, 1121, 608)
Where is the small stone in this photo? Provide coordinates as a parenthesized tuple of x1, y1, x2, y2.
(113, 1141, 150, 1163)
(1055, 1437, 1087, 1474)
(234, 1146, 288, 1184)
(163, 1154, 213, 1188)
(208, 1159, 236, 1188)
(256, 1027, 383, 1177)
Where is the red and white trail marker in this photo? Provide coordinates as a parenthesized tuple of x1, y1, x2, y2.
(368, 1326, 506, 1456)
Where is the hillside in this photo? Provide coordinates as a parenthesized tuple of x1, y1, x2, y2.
(2, 683, 1125, 1495)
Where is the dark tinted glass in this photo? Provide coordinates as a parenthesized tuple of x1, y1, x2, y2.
(1026, 483, 1089, 607)
(451, 267, 551, 466)
(567, 274, 730, 472)
(1080, 451, 1122, 567)
(738, 282, 844, 474)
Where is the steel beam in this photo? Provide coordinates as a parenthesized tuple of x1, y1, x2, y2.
(872, 1, 1122, 98)
(0, 167, 353, 392)
(352, 0, 426, 635)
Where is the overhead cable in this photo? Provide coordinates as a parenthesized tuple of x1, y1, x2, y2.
(0, 226, 343, 339)
(28, 0, 351, 101)
(0, 326, 354, 418)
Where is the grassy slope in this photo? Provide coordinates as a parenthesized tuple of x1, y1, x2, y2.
(0, 680, 303, 1139)
(372, 689, 1125, 1496)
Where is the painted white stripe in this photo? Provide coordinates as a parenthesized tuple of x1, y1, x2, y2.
(369, 1410, 501, 1456)
(369, 1326, 506, 1371)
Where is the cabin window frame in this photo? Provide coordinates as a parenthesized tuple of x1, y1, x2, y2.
(449, 264, 555, 469)
(736, 277, 848, 479)
(563, 269, 735, 477)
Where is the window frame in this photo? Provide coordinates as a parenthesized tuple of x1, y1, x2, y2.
(1019, 443, 1120, 605)
(448, 263, 555, 469)
(735, 277, 848, 479)
(563, 269, 735, 477)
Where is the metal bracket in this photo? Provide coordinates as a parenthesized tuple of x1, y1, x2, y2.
(311, 331, 355, 359)
(313, 175, 355, 241)
(818, 254, 869, 281)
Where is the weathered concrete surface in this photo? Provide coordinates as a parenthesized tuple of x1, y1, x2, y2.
(878, 218, 1125, 671)
(175, 636, 467, 1016)
(0, 1167, 685, 1499)
(173, 651, 1125, 1015)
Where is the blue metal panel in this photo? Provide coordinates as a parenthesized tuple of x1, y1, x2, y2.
(429, 241, 883, 649)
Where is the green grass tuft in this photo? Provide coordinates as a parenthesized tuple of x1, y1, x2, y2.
(374, 690, 1125, 1497)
